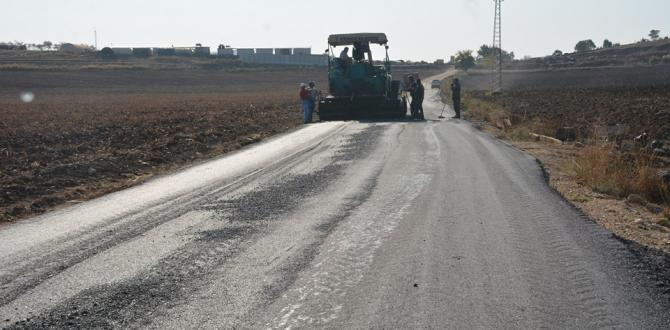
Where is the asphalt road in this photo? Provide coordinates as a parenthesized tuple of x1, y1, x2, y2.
(1, 75, 669, 329)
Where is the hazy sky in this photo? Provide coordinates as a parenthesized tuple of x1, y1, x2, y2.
(2, 0, 669, 60)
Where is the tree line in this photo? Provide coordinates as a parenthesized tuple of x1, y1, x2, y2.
(452, 29, 666, 70)
(0, 41, 62, 51)
(568, 29, 664, 54)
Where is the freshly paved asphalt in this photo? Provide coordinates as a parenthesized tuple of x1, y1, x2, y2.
(1, 75, 669, 329)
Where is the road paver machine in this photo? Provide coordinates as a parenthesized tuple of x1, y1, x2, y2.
(319, 33, 406, 120)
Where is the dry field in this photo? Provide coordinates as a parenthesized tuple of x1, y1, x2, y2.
(0, 69, 324, 222)
(461, 66, 670, 141)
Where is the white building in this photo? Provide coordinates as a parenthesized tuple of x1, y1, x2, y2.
(255, 48, 274, 55)
(59, 43, 91, 53)
(236, 48, 255, 56)
(111, 48, 132, 55)
(293, 48, 311, 55)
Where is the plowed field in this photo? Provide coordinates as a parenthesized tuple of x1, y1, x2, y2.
(0, 69, 320, 222)
(462, 66, 670, 141)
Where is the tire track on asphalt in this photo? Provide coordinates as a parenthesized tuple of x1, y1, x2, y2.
(461, 124, 627, 328)
(4, 125, 383, 329)
(265, 124, 436, 329)
(0, 123, 349, 316)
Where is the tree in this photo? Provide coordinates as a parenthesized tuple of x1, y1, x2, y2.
(35, 43, 44, 51)
(477, 44, 493, 59)
(574, 39, 596, 52)
(43, 41, 53, 50)
(649, 29, 660, 41)
(476, 44, 515, 61)
(552, 50, 563, 56)
(602, 39, 613, 48)
(454, 50, 476, 71)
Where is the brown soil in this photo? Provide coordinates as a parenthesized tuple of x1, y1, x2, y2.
(463, 65, 670, 91)
(469, 86, 670, 141)
(0, 69, 324, 222)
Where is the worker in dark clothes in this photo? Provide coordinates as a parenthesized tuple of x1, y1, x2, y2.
(416, 79, 425, 120)
(406, 76, 418, 119)
(353, 41, 373, 62)
(451, 78, 462, 119)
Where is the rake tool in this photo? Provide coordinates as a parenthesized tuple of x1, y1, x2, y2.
(438, 103, 447, 119)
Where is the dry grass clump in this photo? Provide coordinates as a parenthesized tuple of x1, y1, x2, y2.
(497, 126, 533, 141)
(569, 144, 668, 204)
(461, 93, 509, 125)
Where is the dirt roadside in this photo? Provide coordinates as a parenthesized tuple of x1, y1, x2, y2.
(460, 102, 670, 255)
(517, 141, 670, 254)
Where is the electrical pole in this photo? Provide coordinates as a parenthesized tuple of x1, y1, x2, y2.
(492, 0, 503, 93)
(94, 29, 98, 50)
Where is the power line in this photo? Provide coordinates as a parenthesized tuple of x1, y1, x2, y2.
(492, 0, 503, 93)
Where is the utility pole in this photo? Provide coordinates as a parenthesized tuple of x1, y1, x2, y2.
(492, 0, 503, 93)
(94, 29, 98, 50)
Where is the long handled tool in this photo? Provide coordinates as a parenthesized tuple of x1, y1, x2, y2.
(438, 103, 447, 119)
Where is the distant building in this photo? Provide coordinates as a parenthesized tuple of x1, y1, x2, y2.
(111, 48, 133, 56)
(59, 43, 92, 53)
(175, 48, 193, 56)
(132, 48, 152, 57)
(292, 48, 311, 55)
(255, 48, 274, 55)
(194, 44, 210, 56)
(154, 48, 176, 56)
(236, 48, 254, 56)
(276, 48, 292, 55)
(218, 48, 235, 56)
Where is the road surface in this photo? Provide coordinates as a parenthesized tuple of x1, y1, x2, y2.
(1, 74, 669, 329)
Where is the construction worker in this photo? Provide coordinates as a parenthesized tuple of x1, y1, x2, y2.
(339, 47, 351, 64)
(339, 47, 350, 60)
(416, 79, 425, 120)
(308, 81, 320, 118)
(353, 41, 373, 62)
(406, 76, 419, 119)
(339, 47, 351, 74)
(451, 78, 462, 119)
(299, 83, 312, 124)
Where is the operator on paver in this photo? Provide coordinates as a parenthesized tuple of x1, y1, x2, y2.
(339, 47, 352, 66)
(353, 41, 373, 62)
(451, 78, 462, 119)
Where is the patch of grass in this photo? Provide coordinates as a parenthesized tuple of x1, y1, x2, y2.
(462, 92, 509, 124)
(568, 143, 668, 204)
(498, 126, 532, 141)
